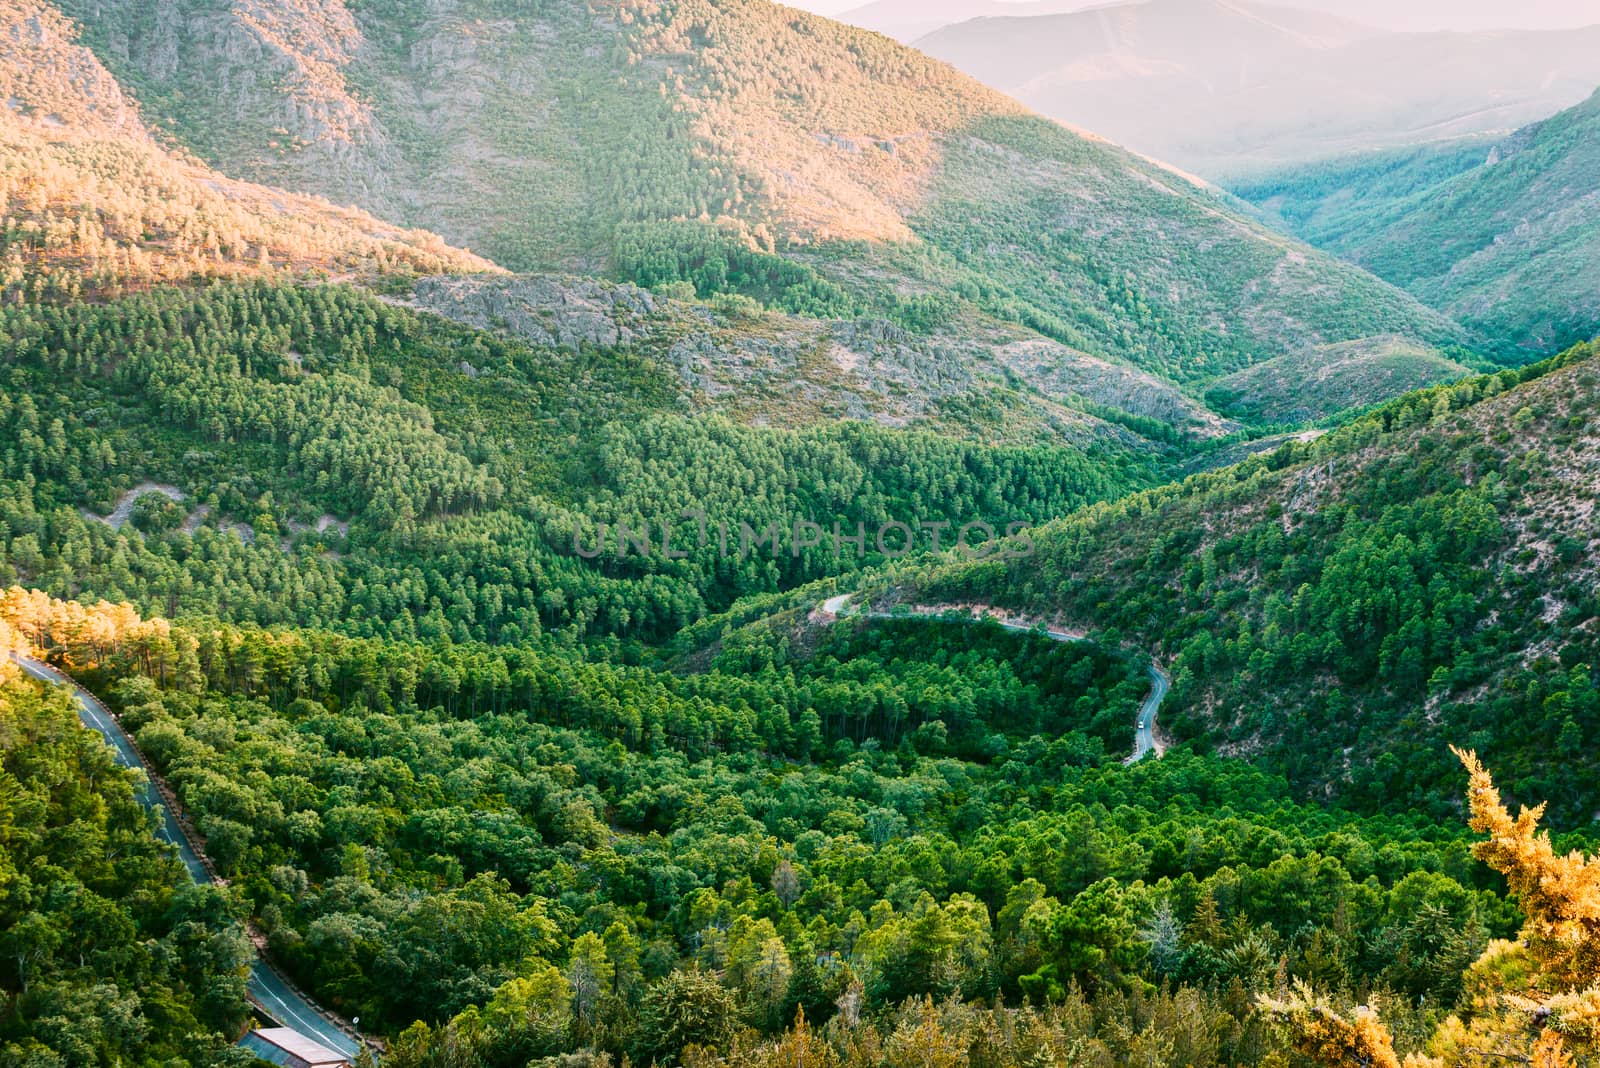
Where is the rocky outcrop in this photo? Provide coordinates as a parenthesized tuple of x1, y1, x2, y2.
(406, 275, 1148, 445)
(410, 274, 659, 352)
(0, 0, 148, 139)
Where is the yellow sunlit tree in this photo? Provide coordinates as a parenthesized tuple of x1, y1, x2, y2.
(1266, 747, 1600, 1067)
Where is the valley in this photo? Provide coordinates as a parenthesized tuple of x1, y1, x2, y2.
(908, 342, 1600, 819)
(1231, 88, 1600, 358)
(1, 0, 1597, 1066)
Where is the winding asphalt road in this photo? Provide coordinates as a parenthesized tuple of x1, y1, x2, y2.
(819, 594, 1170, 761)
(1132, 661, 1170, 762)
(9, 654, 362, 1060)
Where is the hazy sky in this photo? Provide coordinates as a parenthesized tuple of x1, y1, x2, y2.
(788, 0, 1600, 34)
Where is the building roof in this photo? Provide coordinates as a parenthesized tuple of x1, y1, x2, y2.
(238, 1028, 349, 1068)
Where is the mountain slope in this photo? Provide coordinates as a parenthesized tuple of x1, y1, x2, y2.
(61, 0, 1466, 388)
(1, 0, 1225, 447)
(0, 278, 1173, 649)
(0, 0, 494, 298)
(908, 341, 1600, 820)
(406, 273, 1233, 444)
(1233, 89, 1600, 358)
(914, 0, 1600, 175)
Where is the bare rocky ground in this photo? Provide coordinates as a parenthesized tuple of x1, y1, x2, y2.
(408, 273, 1232, 448)
(82, 483, 186, 531)
(83, 484, 348, 551)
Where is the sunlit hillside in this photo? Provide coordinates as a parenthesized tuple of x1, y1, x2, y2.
(3, 2, 1597, 1066)
(65, 0, 1466, 387)
(0, 0, 495, 299)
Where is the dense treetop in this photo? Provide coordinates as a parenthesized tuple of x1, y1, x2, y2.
(0, 591, 1531, 1065)
(0, 673, 252, 1065)
(0, 281, 1150, 646)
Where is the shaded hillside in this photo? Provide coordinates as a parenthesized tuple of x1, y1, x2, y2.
(1233, 89, 1600, 358)
(1231, 138, 1493, 239)
(910, 342, 1600, 821)
(1205, 336, 1473, 425)
(62, 0, 1464, 386)
(914, 0, 1600, 175)
(0, 0, 493, 299)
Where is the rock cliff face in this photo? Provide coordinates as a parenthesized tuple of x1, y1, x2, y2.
(66, 0, 601, 269)
(411, 274, 659, 352)
(2, 0, 147, 138)
(0, 0, 495, 290)
(63, 0, 397, 196)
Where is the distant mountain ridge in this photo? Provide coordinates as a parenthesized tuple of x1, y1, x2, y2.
(1232, 88, 1600, 358)
(912, 0, 1600, 175)
(838, 0, 1600, 39)
(833, 0, 1108, 42)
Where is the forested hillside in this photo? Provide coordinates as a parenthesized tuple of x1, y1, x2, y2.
(4, 0, 1598, 1064)
(57, 0, 1468, 391)
(0, 280, 1158, 644)
(0, 667, 252, 1063)
(1232, 90, 1600, 358)
(911, 342, 1600, 821)
(1, 591, 1528, 1066)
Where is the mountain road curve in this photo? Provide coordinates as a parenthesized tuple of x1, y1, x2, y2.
(1133, 661, 1171, 762)
(817, 594, 1169, 761)
(8, 653, 363, 1060)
